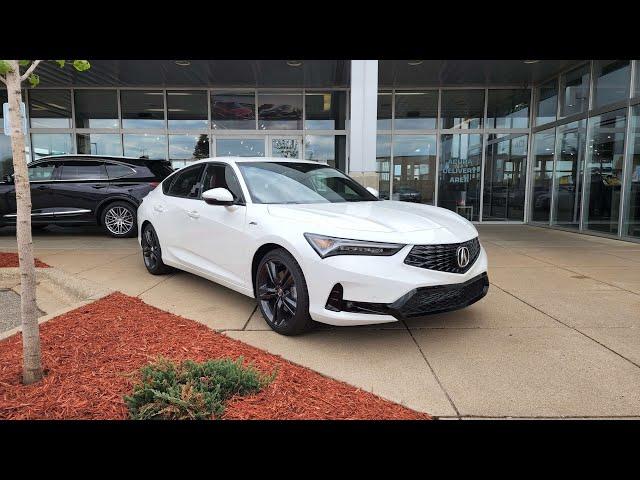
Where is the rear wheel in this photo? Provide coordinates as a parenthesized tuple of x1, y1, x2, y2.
(255, 248, 312, 336)
(141, 223, 172, 275)
(102, 201, 137, 238)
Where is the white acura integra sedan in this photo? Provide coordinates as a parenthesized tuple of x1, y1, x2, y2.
(137, 157, 488, 335)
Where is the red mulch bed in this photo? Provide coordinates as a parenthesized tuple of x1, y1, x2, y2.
(0, 292, 430, 420)
(0, 252, 49, 268)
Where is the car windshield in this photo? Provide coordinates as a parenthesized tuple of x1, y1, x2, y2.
(238, 162, 379, 204)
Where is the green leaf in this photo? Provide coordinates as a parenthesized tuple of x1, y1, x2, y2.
(28, 73, 40, 87)
(55, 60, 66, 68)
(18, 60, 31, 66)
(72, 60, 91, 72)
(0, 60, 13, 75)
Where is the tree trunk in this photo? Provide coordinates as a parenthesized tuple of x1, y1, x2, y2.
(5, 60, 43, 384)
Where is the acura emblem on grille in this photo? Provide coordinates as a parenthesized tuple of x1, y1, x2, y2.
(456, 246, 470, 268)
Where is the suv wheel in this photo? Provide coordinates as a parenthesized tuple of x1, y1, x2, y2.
(255, 248, 313, 336)
(102, 201, 137, 238)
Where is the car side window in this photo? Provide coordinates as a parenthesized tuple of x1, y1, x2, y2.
(60, 160, 108, 180)
(105, 163, 136, 180)
(201, 163, 245, 203)
(28, 162, 61, 181)
(166, 164, 205, 199)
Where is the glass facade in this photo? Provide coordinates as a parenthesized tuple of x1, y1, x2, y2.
(6, 59, 638, 241)
(528, 60, 639, 241)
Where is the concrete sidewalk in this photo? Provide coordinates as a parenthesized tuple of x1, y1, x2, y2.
(1, 224, 639, 418)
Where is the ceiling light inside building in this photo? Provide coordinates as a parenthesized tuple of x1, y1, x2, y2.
(287, 60, 303, 67)
(175, 60, 191, 66)
(523, 60, 540, 64)
(407, 60, 423, 66)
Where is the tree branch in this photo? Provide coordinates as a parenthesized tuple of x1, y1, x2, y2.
(20, 60, 42, 82)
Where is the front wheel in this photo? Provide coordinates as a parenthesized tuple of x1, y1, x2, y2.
(141, 223, 172, 275)
(256, 248, 313, 336)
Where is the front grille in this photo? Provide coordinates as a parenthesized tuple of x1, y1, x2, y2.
(404, 237, 481, 274)
(390, 273, 489, 318)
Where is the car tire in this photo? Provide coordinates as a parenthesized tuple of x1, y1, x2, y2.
(101, 201, 137, 238)
(255, 248, 313, 336)
(141, 223, 172, 275)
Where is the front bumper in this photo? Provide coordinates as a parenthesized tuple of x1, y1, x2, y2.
(303, 243, 489, 326)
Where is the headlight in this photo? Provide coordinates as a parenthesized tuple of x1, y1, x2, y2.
(304, 233, 405, 259)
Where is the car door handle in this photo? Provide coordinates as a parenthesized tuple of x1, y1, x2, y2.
(187, 210, 200, 219)
(35, 185, 48, 190)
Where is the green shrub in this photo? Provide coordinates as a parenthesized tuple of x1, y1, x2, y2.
(124, 357, 275, 420)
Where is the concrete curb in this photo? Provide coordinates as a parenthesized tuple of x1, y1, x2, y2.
(0, 267, 113, 341)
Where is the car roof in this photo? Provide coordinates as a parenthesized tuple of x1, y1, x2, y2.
(179, 157, 330, 167)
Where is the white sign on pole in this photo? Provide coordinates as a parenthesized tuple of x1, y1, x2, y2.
(2, 102, 27, 135)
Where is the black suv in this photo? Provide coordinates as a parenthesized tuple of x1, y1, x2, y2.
(0, 155, 173, 238)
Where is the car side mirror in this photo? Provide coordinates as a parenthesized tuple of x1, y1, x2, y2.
(202, 187, 234, 206)
(366, 186, 379, 198)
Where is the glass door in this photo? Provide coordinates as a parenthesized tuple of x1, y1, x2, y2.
(215, 136, 266, 158)
(268, 135, 302, 159)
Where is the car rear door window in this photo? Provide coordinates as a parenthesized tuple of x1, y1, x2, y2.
(60, 160, 108, 180)
(105, 163, 136, 179)
(166, 164, 205, 198)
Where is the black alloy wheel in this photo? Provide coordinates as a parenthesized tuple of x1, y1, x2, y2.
(256, 248, 312, 335)
(141, 224, 171, 275)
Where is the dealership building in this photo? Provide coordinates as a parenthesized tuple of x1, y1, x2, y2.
(0, 59, 639, 242)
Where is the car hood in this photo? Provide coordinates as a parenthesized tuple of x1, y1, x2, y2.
(266, 201, 478, 243)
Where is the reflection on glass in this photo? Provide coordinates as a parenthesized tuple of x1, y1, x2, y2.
(552, 121, 586, 229)
(440, 90, 484, 129)
(304, 135, 346, 171)
(635, 61, 640, 98)
(216, 138, 265, 157)
(584, 109, 626, 234)
(438, 134, 482, 220)
(121, 90, 165, 129)
(559, 65, 590, 118)
(305, 92, 346, 130)
(376, 135, 391, 199)
(530, 128, 555, 222)
(211, 91, 255, 130)
(392, 135, 436, 204)
(536, 80, 558, 126)
(271, 138, 300, 158)
(593, 60, 631, 108)
(28, 90, 72, 128)
(377, 92, 392, 130)
(74, 90, 118, 129)
(167, 91, 208, 130)
(394, 91, 438, 129)
(258, 92, 303, 130)
(486, 89, 530, 129)
(623, 105, 640, 237)
(77, 133, 122, 156)
(169, 134, 209, 161)
(483, 134, 528, 221)
(123, 134, 167, 159)
(31, 133, 73, 160)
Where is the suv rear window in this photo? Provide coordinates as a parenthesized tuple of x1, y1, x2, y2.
(146, 160, 174, 180)
(106, 163, 136, 179)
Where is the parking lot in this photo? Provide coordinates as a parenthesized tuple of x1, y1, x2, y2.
(1, 224, 639, 418)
